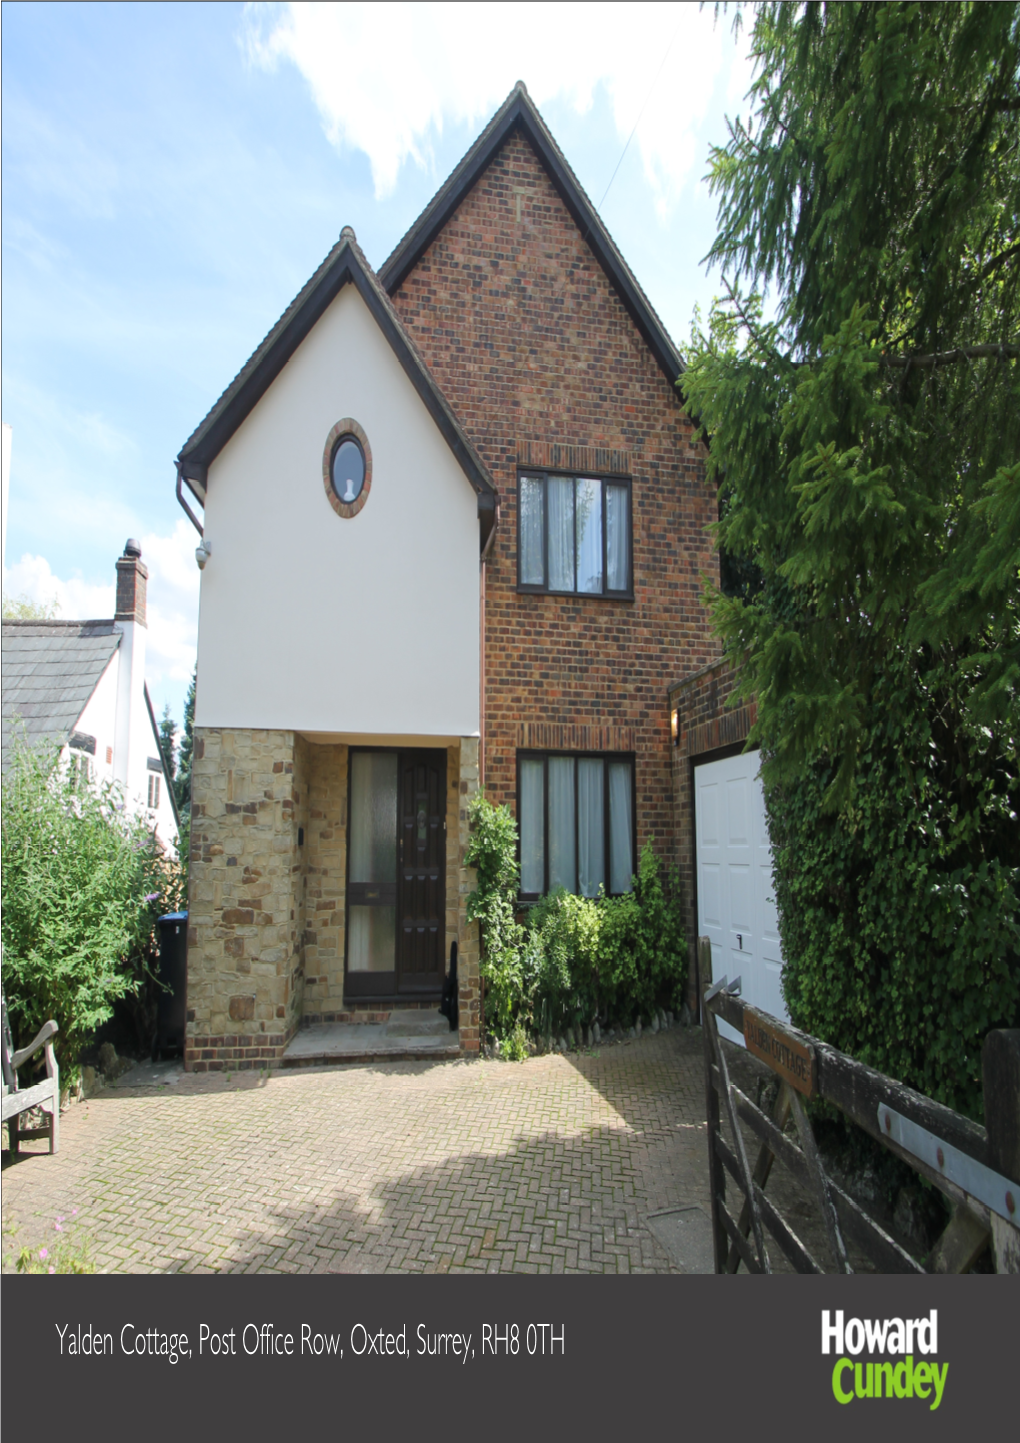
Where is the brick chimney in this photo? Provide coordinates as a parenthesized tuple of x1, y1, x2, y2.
(112, 538, 149, 799)
(115, 538, 148, 627)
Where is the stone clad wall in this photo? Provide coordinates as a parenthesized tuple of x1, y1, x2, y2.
(186, 727, 304, 1070)
(301, 741, 349, 1020)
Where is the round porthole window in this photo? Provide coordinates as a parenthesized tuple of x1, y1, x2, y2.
(332, 436, 365, 503)
(322, 418, 372, 518)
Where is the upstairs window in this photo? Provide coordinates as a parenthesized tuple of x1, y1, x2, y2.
(517, 751, 635, 901)
(148, 773, 161, 810)
(518, 472, 632, 596)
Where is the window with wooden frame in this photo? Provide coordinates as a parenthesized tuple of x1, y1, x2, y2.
(517, 471, 632, 597)
(517, 751, 636, 901)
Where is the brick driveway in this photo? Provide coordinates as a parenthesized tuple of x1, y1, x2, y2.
(2, 1029, 710, 1274)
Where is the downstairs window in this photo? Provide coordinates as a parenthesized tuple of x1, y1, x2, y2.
(517, 751, 635, 901)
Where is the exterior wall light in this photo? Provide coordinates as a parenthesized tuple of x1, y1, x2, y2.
(671, 707, 680, 745)
(195, 538, 211, 570)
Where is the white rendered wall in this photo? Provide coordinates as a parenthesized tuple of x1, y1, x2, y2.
(195, 284, 481, 735)
(73, 650, 179, 850)
(74, 653, 120, 780)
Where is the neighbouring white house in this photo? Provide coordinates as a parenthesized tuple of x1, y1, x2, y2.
(1, 539, 180, 849)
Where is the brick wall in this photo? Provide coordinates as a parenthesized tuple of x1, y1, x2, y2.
(391, 131, 718, 873)
(668, 657, 758, 1012)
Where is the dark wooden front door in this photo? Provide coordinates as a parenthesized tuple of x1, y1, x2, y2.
(344, 748, 446, 1000)
(397, 751, 446, 993)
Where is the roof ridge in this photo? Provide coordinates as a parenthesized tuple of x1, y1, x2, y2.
(1, 617, 117, 630)
(174, 231, 498, 546)
(177, 233, 350, 464)
(378, 84, 685, 388)
(378, 84, 529, 282)
(339, 230, 496, 494)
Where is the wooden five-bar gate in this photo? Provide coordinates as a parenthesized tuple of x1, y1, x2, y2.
(698, 938, 1020, 1275)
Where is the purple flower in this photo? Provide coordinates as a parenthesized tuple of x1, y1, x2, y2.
(39, 1247, 49, 1259)
(48, 1266, 56, 1274)
(54, 1221, 63, 1233)
(144, 893, 159, 904)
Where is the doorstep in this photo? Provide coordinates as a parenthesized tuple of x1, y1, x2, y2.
(282, 1009, 460, 1067)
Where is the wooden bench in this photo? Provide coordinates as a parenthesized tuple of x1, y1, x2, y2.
(2, 1001, 60, 1155)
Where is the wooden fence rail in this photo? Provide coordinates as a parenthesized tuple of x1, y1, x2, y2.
(698, 937, 1020, 1275)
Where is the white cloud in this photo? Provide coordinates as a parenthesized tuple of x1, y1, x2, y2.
(4, 518, 199, 720)
(242, 1, 755, 216)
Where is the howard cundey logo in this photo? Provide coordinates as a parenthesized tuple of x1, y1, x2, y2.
(822, 1309, 948, 1410)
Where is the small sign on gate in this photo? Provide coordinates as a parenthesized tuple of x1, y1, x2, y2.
(742, 1006, 817, 1098)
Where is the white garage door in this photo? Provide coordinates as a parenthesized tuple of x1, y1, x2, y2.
(695, 749, 788, 1046)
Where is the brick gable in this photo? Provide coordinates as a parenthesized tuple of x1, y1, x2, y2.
(392, 130, 719, 867)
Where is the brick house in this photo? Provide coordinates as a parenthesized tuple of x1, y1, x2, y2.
(175, 83, 725, 1071)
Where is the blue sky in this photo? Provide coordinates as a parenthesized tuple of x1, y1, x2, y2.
(2, 1, 756, 734)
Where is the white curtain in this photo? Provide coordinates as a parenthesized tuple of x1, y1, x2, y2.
(576, 478, 603, 593)
(519, 758, 545, 895)
(519, 476, 544, 585)
(607, 484, 629, 591)
(577, 757, 604, 896)
(548, 756, 576, 893)
(349, 751, 397, 882)
(609, 761, 634, 893)
(548, 478, 575, 590)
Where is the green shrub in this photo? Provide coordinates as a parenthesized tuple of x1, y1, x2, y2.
(774, 657, 1019, 1121)
(464, 793, 526, 1038)
(465, 794, 686, 1045)
(1, 734, 185, 1075)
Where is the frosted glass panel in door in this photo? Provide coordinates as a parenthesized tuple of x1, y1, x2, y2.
(349, 751, 397, 882)
(347, 906, 396, 972)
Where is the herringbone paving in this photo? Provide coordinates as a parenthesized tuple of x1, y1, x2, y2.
(2, 1028, 710, 1274)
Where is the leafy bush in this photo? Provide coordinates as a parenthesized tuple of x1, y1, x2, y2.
(464, 793, 526, 1037)
(465, 795, 686, 1048)
(1, 735, 185, 1075)
(774, 657, 1019, 1121)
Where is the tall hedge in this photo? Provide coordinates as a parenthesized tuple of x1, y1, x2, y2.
(682, 3, 1020, 1119)
(771, 661, 1018, 1120)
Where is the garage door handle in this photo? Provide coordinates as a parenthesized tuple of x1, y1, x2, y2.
(738, 933, 743, 950)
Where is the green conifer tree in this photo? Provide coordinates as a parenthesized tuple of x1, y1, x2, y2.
(684, 1, 1019, 1114)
